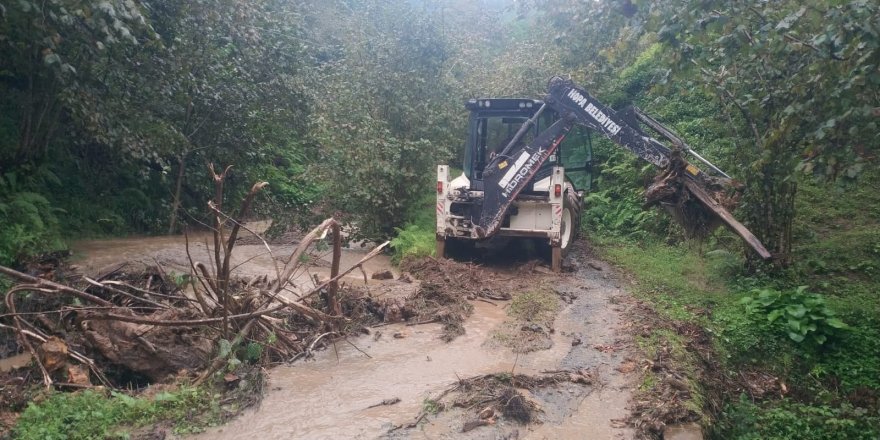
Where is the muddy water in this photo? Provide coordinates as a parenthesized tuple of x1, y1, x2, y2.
(70, 230, 396, 295)
(528, 269, 635, 440)
(0, 353, 32, 373)
(196, 253, 636, 440)
(71, 235, 636, 439)
(198, 302, 507, 439)
(196, 301, 578, 440)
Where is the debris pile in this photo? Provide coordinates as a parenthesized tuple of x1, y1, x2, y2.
(0, 164, 389, 393)
(399, 257, 509, 341)
(394, 370, 594, 433)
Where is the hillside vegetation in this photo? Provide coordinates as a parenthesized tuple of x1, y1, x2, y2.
(2, 0, 878, 438)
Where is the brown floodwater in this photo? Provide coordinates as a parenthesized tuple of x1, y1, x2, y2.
(69, 233, 635, 439)
(195, 301, 575, 440)
(0, 352, 32, 373)
(69, 228, 397, 296)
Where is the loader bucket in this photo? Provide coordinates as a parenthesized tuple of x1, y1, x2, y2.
(644, 155, 772, 260)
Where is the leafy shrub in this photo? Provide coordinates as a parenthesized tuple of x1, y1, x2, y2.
(740, 287, 848, 345)
(14, 388, 218, 439)
(715, 395, 880, 440)
(114, 187, 154, 232)
(0, 189, 64, 265)
(390, 223, 435, 265)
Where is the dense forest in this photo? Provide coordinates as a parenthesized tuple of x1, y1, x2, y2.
(1, 0, 879, 438)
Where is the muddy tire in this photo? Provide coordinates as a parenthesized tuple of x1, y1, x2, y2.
(441, 237, 477, 260)
(552, 185, 582, 271)
(560, 183, 582, 256)
(436, 237, 446, 259)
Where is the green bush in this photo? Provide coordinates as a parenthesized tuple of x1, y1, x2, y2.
(715, 395, 880, 440)
(13, 388, 218, 439)
(0, 188, 64, 265)
(390, 189, 437, 264)
(740, 287, 848, 345)
(390, 223, 435, 265)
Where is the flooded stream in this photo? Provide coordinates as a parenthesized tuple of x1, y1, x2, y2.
(68, 233, 636, 439)
(69, 228, 396, 296)
(199, 302, 517, 439)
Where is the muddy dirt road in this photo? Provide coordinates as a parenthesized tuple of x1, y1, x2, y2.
(71, 235, 638, 439)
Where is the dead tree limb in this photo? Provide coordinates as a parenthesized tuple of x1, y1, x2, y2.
(83, 277, 169, 310)
(0, 266, 112, 307)
(273, 218, 338, 294)
(5, 285, 53, 389)
(299, 241, 391, 302)
(217, 181, 269, 285)
(327, 221, 342, 316)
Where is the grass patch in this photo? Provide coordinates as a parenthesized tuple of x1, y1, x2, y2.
(13, 386, 220, 439)
(714, 396, 880, 440)
(598, 238, 729, 323)
(508, 288, 560, 325)
(390, 223, 435, 265)
(391, 189, 437, 265)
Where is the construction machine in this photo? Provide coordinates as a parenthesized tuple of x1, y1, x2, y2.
(436, 77, 771, 271)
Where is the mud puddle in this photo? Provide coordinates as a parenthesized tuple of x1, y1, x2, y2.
(0, 353, 31, 373)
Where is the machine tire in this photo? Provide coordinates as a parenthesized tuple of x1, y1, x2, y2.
(552, 186, 582, 271)
(442, 237, 477, 260)
(436, 237, 446, 259)
(560, 183, 582, 256)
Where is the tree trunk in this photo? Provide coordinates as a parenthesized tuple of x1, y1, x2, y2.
(743, 148, 797, 267)
(167, 151, 189, 234)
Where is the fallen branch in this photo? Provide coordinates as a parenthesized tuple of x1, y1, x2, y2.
(0, 266, 113, 307)
(83, 277, 169, 310)
(297, 241, 391, 302)
(274, 218, 338, 294)
(367, 397, 401, 409)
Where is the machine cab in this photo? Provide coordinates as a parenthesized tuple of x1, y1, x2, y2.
(463, 98, 593, 193)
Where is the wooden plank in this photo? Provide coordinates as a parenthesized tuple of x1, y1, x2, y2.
(683, 179, 772, 260)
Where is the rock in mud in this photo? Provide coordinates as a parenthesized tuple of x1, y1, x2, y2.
(382, 300, 405, 323)
(663, 423, 703, 440)
(479, 406, 495, 419)
(39, 336, 68, 373)
(66, 363, 91, 386)
(371, 270, 393, 280)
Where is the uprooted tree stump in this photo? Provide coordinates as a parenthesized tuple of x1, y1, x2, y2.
(0, 163, 389, 389)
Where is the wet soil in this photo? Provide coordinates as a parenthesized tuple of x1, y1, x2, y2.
(64, 232, 639, 439)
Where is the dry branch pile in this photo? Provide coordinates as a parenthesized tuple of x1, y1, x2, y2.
(0, 164, 388, 391)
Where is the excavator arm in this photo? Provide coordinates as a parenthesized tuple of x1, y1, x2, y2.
(474, 77, 771, 259)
